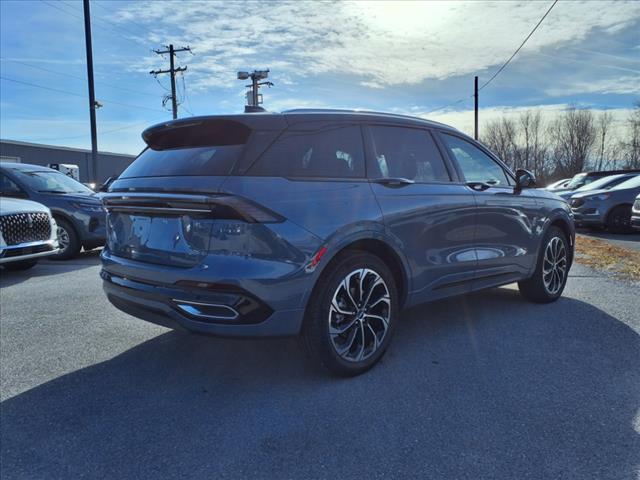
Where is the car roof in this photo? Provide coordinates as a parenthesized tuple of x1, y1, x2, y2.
(0, 162, 56, 172)
(143, 109, 460, 138)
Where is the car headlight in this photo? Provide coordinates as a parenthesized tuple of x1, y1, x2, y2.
(70, 202, 105, 213)
(589, 193, 611, 201)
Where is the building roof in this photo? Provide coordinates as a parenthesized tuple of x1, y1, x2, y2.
(0, 139, 135, 158)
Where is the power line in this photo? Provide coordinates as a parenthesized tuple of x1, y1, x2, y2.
(27, 119, 160, 142)
(479, 0, 558, 91)
(60, 0, 148, 45)
(39, 0, 148, 50)
(0, 75, 167, 113)
(426, 95, 474, 115)
(0, 57, 159, 98)
(91, 0, 152, 37)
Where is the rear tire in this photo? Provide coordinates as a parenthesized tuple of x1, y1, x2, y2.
(606, 205, 633, 234)
(2, 259, 38, 271)
(300, 251, 399, 377)
(52, 218, 81, 260)
(518, 226, 570, 303)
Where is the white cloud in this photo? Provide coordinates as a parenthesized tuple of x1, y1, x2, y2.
(112, 0, 640, 89)
(545, 76, 640, 96)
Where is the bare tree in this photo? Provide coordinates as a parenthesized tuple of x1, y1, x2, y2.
(517, 110, 548, 180)
(620, 101, 640, 169)
(594, 111, 615, 170)
(548, 106, 596, 177)
(482, 117, 518, 170)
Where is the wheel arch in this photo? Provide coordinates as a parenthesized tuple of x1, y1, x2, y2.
(304, 234, 411, 313)
(548, 215, 574, 264)
(50, 210, 79, 234)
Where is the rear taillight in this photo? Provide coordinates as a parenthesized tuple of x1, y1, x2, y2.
(102, 193, 283, 223)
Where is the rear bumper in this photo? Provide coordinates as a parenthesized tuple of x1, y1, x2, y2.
(103, 275, 305, 337)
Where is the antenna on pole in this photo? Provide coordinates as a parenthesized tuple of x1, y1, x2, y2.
(237, 70, 273, 113)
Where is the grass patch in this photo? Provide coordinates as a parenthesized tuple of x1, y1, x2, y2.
(575, 234, 640, 281)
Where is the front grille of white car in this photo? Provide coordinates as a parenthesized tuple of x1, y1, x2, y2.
(0, 212, 51, 246)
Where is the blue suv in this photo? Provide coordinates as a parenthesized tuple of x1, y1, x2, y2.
(101, 110, 574, 376)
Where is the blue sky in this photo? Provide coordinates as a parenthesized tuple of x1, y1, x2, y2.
(1, 0, 639, 154)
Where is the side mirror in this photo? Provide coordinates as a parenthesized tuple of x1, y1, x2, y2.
(515, 169, 536, 189)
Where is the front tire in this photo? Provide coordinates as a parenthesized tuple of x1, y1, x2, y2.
(518, 226, 570, 303)
(606, 205, 633, 233)
(52, 218, 81, 260)
(301, 251, 399, 377)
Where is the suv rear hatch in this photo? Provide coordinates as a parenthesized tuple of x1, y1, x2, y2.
(104, 116, 285, 267)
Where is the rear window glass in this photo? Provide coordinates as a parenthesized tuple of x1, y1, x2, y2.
(120, 145, 243, 178)
(248, 124, 365, 178)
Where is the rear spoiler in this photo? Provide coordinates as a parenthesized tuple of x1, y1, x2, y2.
(141, 115, 287, 150)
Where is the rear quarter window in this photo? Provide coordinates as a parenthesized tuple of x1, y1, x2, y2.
(248, 124, 365, 178)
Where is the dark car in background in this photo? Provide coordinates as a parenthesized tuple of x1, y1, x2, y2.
(101, 110, 574, 376)
(544, 178, 571, 191)
(570, 175, 640, 233)
(0, 163, 106, 259)
(558, 172, 638, 200)
(555, 169, 640, 193)
(631, 194, 640, 231)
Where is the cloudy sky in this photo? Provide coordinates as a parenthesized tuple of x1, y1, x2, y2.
(1, 0, 639, 154)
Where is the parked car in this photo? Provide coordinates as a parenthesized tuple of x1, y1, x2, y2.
(555, 169, 640, 193)
(631, 194, 640, 231)
(0, 163, 106, 259)
(558, 172, 638, 200)
(0, 197, 59, 270)
(569, 175, 640, 233)
(101, 110, 575, 376)
(545, 178, 571, 190)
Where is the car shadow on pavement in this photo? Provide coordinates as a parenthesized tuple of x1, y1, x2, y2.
(0, 249, 101, 288)
(1, 288, 639, 479)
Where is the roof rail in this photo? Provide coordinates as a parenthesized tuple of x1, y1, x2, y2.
(281, 108, 451, 128)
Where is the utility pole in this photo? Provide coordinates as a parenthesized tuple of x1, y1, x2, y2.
(150, 44, 191, 119)
(474, 75, 479, 141)
(83, 0, 98, 182)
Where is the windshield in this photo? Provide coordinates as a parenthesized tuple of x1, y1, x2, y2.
(11, 169, 94, 194)
(611, 175, 640, 190)
(573, 174, 629, 192)
(566, 173, 588, 188)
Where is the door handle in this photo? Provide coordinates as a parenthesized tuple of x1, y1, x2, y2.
(466, 182, 492, 191)
(371, 178, 415, 188)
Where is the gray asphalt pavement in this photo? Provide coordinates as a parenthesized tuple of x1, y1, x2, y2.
(1, 252, 639, 479)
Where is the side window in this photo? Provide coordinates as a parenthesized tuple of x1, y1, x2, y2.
(441, 133, 512, 187)
(248, 124, 365, 178)
(369, 126, 450, 182)
(0, 174, 25, 196)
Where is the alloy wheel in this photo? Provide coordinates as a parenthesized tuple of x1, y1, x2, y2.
(328, 268, 391, 362)
(57, 225, 70, 253)
(542, 236, 567, 295)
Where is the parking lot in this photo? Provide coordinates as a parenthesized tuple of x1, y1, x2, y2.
(1, 245, 639, 480)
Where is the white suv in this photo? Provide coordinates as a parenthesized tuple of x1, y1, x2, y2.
(0, 198, 59, 270)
